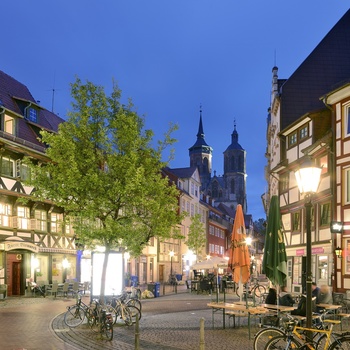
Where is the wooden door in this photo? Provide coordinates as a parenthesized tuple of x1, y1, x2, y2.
(159, 265, 164, 283)
(12, 262, 21, 295)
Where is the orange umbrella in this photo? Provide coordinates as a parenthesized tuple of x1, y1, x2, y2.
(229, 204, 251, 284)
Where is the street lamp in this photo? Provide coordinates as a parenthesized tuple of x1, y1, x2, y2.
(294, 157, 322, 340)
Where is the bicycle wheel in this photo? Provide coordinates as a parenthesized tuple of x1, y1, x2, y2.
(105, 304, 117, 324)
(253, 327, 285, 350)
(88, 310, 100, 333)
(264, 334, 301, 349)
(328, 335, 350, 349)
(101, 316, 114, 341)
(128, 305, 141, 322)
(64, 306, 85, 328)
(254, 285, 266, 298)
(126, 298, 142, 313)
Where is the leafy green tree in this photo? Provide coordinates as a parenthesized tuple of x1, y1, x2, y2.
(26, 77, 181, 300)
(254, 218, 266, 236)
(186, 213, 206, 260)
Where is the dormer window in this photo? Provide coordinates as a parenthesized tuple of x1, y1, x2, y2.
(4, 115, 14, 135)
(27, 107, 38, 123)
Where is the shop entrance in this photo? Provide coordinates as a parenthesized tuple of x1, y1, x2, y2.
(6, 253, 23, 296)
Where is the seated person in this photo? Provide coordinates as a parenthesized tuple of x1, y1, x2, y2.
(279, 286, 295, 307)
(265, 287, 277, 305)
(316, 285, 332, 313)
(291, 295, 317, 316)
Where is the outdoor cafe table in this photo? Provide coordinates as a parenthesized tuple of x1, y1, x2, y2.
(261, 303, 296, 312)
(207, 302, 268, 339)
(316, 303, 342, 319)
(316, 303, 342, 311)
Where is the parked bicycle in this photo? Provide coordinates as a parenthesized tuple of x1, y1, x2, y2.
(237, 278, 266, 299)
(64, 292, 94, 328)
(263, 311, 350, 349)
(88, 299, 114, 341)
(254, 307, 340, 350)
(106, 293, 141, 326)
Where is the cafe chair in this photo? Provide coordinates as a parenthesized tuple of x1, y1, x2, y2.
(57, 282, 69, 297)
(46, 283, 58, 298)
(0, 284, 7, 300)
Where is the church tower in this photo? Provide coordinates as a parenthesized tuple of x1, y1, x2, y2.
(189, 107, 212, 189)
(223, 122, 247, 212)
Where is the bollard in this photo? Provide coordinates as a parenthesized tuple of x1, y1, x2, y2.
(135, 314, 140, 350)
(163, 282, 165, 296)
(199, 317, 205, 350)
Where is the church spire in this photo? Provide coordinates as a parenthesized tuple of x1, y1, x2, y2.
(197, 104, 205, 139)
(231, 119, 239, 144)
(189, 105, 212, 189)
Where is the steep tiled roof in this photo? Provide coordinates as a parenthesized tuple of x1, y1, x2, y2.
(280, 9, 350, 130)
(0, 70, 65, 152)
(165, 166, 198, 179)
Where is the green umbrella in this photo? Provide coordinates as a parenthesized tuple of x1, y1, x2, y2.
(262, 195, 287, 287)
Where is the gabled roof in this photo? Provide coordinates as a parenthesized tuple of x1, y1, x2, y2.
(165, 166, 199, 180)
(0, 70, 65, 152)
(280, 9, 350, 130)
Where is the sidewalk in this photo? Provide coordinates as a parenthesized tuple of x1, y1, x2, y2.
(0, 287, 260, 350)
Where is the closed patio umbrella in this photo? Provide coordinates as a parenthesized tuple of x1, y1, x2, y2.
(262, 195, 287, 287)
(228, 204, 250, 287)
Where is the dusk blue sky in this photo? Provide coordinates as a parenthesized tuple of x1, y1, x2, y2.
(2, 2, 349, 220)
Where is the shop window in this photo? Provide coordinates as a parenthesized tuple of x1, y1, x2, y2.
(345, 239, 350, 274)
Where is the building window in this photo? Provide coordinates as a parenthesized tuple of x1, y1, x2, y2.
(17, 206, 30, 229)
(289, 132, 297, 147)
(27, 108, 38, 123)
(0, 203, 12, 226)
(320, 203, 331, 226)
(34, 209, 47, 231)
(346, 105, 350, 137)
(292, 212, 300, 232)
(318, 154, 328, 175)
(191, 182, 194, 195)
(279, 173, 289, 193)
(51, 213, 63, 233)
(4, 115, 14, 135)
(16, 160, 31, 181)
(345, 168, 350, 204)
(230, 179, 235, 194)
(0, 157, 14, 177)
(299, 125, 309, 140)
(288, 124, 309, 148)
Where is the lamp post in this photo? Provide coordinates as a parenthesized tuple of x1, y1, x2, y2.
(294, 157, 322, 342)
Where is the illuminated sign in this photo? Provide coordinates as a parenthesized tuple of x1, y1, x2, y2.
(92, 252, 123, 298)
(4, 241, 39, 253)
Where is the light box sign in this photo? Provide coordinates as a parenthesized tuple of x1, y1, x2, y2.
(92, 252, 123, 299)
